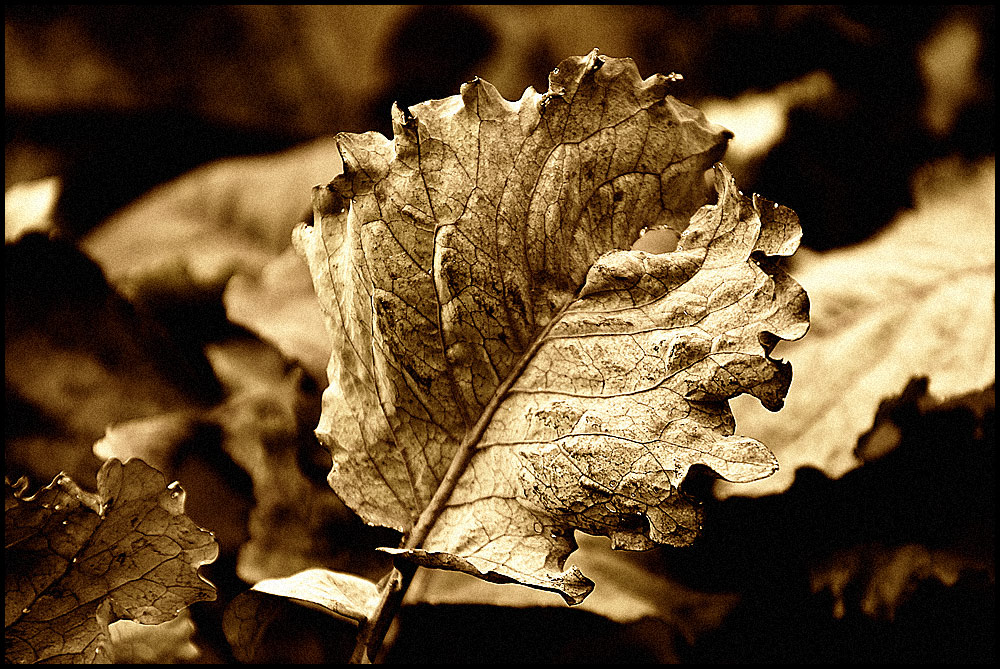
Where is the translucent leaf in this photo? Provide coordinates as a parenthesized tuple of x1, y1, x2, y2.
(223, 569, 378, 663)
(295, 51, 808, 603)
(248, 569, 379, 623)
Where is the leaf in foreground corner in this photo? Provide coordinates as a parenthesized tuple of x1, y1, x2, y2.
(294, 51, 808, 603)
(5, 459, 218, 663)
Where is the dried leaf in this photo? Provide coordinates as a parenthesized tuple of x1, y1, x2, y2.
(94, 337, 384, 586)
(720, 157, 995, 498)
(222, 569, 376, 663)
(106, 610, 200, 664)
(81, 136, 342, 296)
(5, 459, 218, 663)
(243, 568, 380, 623)
(405, 532, 740, 632)
(223, 246, 332, 386)
(295, 51, 808, 603)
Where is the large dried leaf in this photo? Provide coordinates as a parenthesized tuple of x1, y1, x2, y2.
(5, 459, 218, 663)
(295, 51, 808, 603)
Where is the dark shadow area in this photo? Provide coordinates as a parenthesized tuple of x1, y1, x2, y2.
(366, 6, 497, 137)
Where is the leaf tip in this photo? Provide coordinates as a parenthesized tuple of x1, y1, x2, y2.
(459, 76, 514, 118)
(311, 183, 345, 218)
(391, 102, 418, 155)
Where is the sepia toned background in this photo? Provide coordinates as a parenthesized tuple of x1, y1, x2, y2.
(7, 5, 993, 246)
(5, 5, 994, 663)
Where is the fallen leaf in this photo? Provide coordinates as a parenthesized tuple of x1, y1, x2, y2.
(4, 458, 218, 664)
(5, 234, 220, 486)
(719, 157, 995, 498)
(240, 568, 380, 623)
(809, 376, 995, 622)
(80, 136, 342, 303)
(295, 51, 808, 602)
(106, 609, 200, 664)
(222, 570, 373, 663)
(93, 336, 390, 586)
(223, 245, 332, 386)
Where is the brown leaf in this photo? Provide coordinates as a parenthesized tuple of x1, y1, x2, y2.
(295, 51, 808, 602)
(405, 532, 740, 635)
(80, 136, 342, 305)
(5, 233, 220, 487)
(234, 568, 380, 624)
(94, 337, 386, 586)
(5, 459, 218, 663)
(106, 609, 199, 664)
(221, 581, 361, 664)
(810, 543, 988, 622)
(223, 246, 332, 386)
(720, 157, 995, 498)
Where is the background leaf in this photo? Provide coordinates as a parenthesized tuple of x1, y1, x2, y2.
(719, 157, 995, 498)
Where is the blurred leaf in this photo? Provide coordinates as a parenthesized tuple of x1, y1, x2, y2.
(5, 458, 218, 663)
(80, 137, 341, 294)
(223, 245, 332, 385)
(4, 178, 61, 242)
(203, 338, 389, 584)
(94, 335, 392, 585)
(810, 543, 986, 622)
(5, 234, 221, 486)
(222, 571, 368, 664)
(296, 51, 808, 603)
(721, 157, 995, 498)
(106, 610, 199, 664)
(810, 377, 995, 622)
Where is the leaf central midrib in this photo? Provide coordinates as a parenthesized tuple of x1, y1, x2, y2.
(403, 290, 582, 551)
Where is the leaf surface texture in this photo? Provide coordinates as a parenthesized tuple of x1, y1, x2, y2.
(5, 459, 218, 663)
(295, 51, 808, 601)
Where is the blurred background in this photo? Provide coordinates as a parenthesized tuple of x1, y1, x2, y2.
(6, 5, 993, 246)
(5, 5, 994, 664)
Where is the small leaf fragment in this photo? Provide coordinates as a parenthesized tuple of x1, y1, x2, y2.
(4, 459, 218, 664)
(223, 569, 379, 663)
(106, 610, 200, 664)
(249, 568, 381, 623)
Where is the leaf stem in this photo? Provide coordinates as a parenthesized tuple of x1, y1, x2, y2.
(350, 561, 416, 663)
